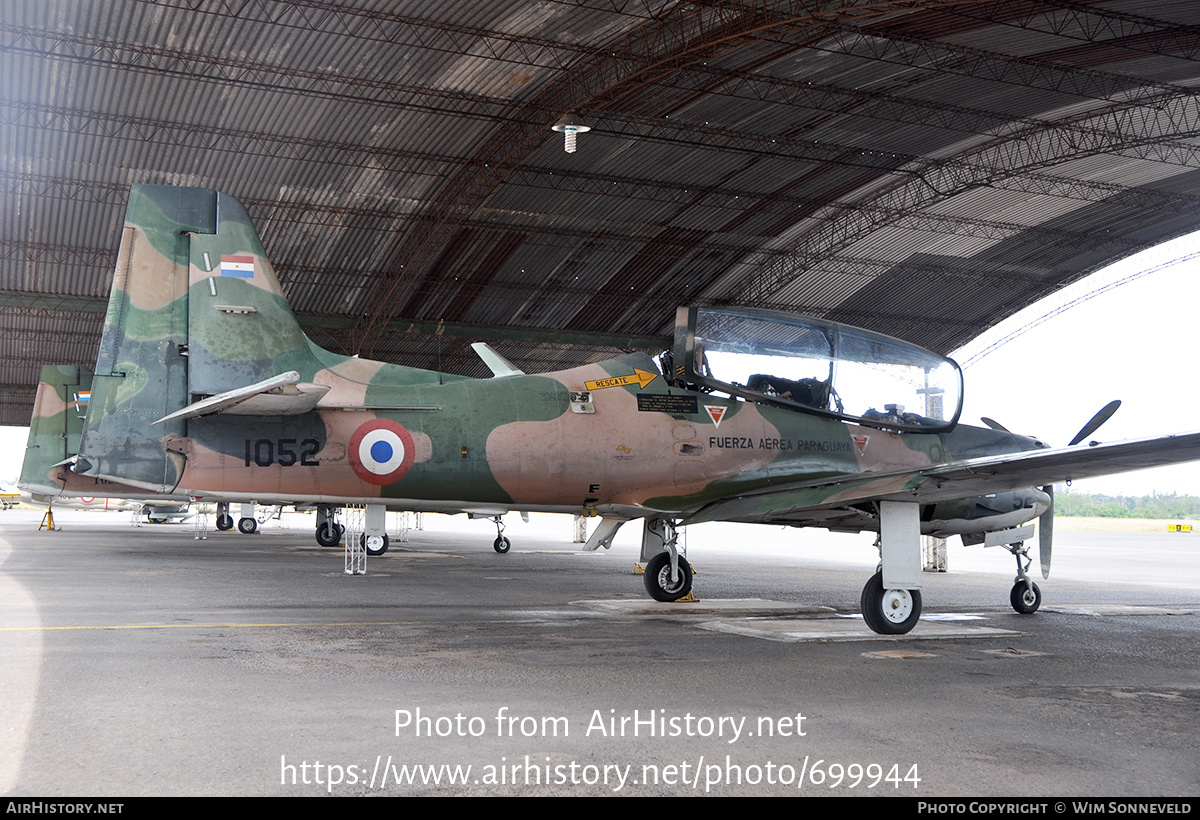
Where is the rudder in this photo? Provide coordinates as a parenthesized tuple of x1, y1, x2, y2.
(19, 365, 93, 497)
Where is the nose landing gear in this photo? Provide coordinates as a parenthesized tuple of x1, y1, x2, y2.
(490, 515, 511, 553)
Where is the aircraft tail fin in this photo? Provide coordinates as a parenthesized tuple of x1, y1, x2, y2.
(77, 184, 311, 491)
(77, 184, 457, 492)
(19, 365, 93, 496)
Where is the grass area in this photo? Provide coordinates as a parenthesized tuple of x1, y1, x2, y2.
(1055, 516, 1200, 533)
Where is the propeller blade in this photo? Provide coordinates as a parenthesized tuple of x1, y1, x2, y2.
(1068, 400, 1121, 446)
(981, 416, 1011, 433)
(1039, 484, 1053, 579)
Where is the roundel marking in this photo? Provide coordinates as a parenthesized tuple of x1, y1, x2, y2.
(349, 419, 416, 486)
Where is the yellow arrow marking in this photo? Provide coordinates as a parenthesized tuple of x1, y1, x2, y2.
(584, 368, 659, 391)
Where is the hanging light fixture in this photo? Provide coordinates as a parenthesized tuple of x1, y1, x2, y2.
(551, 113, 590, 153)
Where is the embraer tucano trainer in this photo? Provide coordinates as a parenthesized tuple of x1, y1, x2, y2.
(20, 363, 294, 535)
(18, 364, 199, 524)
(64, 185, 1200, 634)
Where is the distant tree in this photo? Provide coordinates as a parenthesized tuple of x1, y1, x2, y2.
(1054, 489, 1200, 518)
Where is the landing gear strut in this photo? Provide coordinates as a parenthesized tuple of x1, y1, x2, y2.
(642, 519, 692, 602)
(315, 505, 344, 547)
(491, 515, 510, 553)
(859, 502, 924, 635)
(215, 502, 233, 531)
(1005, 540, 1041, 614)
(237, 503, 257, 534)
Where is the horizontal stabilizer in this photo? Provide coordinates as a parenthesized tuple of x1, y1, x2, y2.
(471, 342, 525, 377)
(153, 371, 330, 424)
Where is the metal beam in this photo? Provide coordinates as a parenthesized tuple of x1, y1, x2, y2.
(0, 290, 669, 351)
(351, 0, 985, 353)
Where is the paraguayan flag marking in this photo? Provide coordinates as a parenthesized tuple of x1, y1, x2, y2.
(220, 254, 255, 277)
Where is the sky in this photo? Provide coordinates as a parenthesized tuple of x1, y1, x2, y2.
(4, 232, 1199, 495)
(954, 230, 1200, 496)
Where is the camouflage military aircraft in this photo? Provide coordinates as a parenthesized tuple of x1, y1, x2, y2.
(57, 184, 1200, 634)
(17, 365, 200, 523)
(19, 364, 151, 504)
(20, 363, 294, 533)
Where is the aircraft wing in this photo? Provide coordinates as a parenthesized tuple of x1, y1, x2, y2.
(683, 431, 1200, 525)
(914, 430, 1200, 499)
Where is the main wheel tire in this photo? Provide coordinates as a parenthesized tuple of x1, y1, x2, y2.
(361, 533, 389, 556)
(215, 514, 233, 531)
(237, 517, 258, 534)
(860, 579, 883, 634)
(315, 522, 341, 547)
(493, 536, 510, 553)
(1010, 581, 1041, 614)
(643, 552, 693, 602)
(860, 571, 921, 635)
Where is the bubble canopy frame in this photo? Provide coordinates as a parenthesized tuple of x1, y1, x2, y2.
(672, 306, 964, 434)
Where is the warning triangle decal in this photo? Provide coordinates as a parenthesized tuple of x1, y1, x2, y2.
(852, 434, 870, 456)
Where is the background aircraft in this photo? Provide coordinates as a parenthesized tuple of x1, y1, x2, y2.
(20, 364, 281, 534)
(20, 493, 193, 525)
(0, 483, 20, 509)
(61, 184, 1200, 634)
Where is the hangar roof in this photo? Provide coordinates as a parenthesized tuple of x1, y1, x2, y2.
(3, 0, 1200, 424)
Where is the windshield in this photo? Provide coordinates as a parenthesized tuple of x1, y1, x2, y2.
(678, 307, 962, 431)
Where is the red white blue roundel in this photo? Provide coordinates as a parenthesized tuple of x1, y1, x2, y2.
(349, 419, 416, 486)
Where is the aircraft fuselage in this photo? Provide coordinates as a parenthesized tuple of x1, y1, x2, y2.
(159, 352, 1046, 536)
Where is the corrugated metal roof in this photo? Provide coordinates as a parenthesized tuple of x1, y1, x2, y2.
(2, 0, 1200, 423)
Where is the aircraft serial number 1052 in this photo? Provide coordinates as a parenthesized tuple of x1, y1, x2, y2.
(23, 185, 1200, 634)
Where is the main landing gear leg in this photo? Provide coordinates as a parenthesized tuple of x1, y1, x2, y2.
(861, 501, 923, 635)
(237, 502, 257, 534)
(491, 515, 510, 553)
(315, 505, 344, 547)
(362, 503, 388, 556)
(215, 502, 233, 531)
(1006, 540, 1042, 615)
(641, 517, 693, 602)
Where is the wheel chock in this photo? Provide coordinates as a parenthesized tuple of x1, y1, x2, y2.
(633, 562, 644, 575)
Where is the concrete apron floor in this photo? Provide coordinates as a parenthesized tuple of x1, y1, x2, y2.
(3, 509, 1199, 796)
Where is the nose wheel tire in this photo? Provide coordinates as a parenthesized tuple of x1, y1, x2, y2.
(237, 517, 258, 534)
(643, 551, 693, 602)
(860, 571, 921, 635)
(215, 514, 233, 531)
(493, 536, 510, 553)
(1010, 581, 1042, 614)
